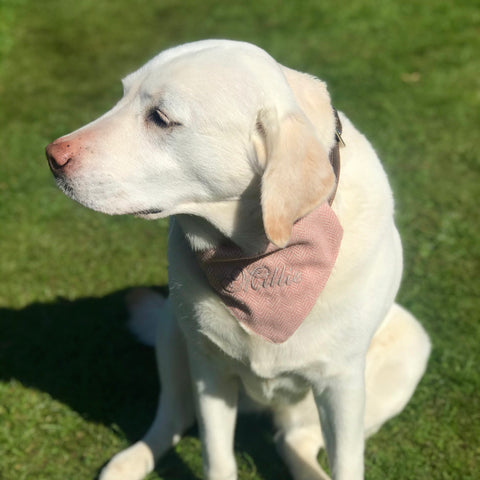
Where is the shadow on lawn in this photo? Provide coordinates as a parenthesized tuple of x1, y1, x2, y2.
(0, 288, 286, 479)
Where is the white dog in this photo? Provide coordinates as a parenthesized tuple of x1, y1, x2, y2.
(46, 40, 431, 480)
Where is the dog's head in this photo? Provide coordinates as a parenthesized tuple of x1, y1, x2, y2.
(46, 40, 336, 247)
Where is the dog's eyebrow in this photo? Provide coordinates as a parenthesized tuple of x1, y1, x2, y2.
(141, 89, 178, 112)
(140, 90, 159, 103)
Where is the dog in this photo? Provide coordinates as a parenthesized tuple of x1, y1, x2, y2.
(46, 40, 431, 480)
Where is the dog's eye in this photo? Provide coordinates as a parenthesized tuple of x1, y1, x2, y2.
(150, 109, 171, 128)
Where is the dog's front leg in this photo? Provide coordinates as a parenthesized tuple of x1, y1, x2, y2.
(189, 351, 239, 480)
(314, 368, 365, 480)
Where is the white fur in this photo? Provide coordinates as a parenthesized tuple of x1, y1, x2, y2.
(47, 40, 431, 480)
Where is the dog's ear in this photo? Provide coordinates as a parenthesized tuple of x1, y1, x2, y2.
(255, 107, 335, 248)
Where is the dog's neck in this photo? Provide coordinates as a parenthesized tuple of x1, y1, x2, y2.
(175, 196, 269, 256)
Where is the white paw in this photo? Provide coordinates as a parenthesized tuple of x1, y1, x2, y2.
(99, 442, 154, 480)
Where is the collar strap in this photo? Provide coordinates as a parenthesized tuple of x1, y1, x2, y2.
(328, 108, 344, 205)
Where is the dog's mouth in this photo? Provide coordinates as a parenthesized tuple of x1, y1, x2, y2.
(131, 208, 164, 219)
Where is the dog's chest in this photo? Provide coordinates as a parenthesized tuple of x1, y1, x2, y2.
(169, 217, 344, 372)
(192, 323, 316, 404)
(240, 367, 311, 405)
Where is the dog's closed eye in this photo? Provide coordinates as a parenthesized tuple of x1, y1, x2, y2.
(149, 109, 171, 128)
(148, 109, 181, 128)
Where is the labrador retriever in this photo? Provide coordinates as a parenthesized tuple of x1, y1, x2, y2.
(46, 40, 431, 480)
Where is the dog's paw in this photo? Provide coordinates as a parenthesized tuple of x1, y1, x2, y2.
(99, 442, 154, 480)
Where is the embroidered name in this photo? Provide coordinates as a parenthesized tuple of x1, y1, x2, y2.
(222, 264, 302, 294)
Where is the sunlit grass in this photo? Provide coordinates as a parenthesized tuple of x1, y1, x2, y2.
(0, 0, 478, 478)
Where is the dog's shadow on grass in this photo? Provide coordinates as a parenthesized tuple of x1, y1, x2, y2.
(0, 288, 288, 480)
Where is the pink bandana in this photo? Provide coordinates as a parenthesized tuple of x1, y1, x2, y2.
(196, 202, 343, 343)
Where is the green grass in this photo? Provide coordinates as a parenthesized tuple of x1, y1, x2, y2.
(0, 0, 479, 478)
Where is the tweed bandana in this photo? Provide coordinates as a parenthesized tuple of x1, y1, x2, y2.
(196, 202, 343, 343)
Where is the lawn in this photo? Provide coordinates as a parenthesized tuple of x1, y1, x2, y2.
(0, 0, 478, 479)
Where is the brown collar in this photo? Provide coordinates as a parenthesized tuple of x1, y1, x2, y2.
(328, 109, 345, 205)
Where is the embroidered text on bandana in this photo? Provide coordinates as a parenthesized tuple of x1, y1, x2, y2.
(196, 202, 343, 343)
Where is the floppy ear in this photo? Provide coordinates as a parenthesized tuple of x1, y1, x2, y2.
(256, 107, 336, 248)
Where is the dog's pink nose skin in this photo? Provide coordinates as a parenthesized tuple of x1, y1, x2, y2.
(46, 139, 76, 174)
